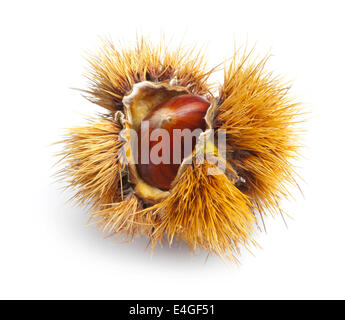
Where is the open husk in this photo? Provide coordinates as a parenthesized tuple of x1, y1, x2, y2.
(57, 38, 303, 261)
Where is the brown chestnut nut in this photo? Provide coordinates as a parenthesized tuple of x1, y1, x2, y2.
(137, 94, 210, 190)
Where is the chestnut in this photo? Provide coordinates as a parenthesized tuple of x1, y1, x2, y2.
(137, 94, 210, 190)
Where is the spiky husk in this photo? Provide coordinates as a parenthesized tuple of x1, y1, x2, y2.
(214, 52, 302, 216)
(149, 161, 257, 260)
(57, 118, 124, 208)
(88, 161, 258, 260)
(83, 37, 213, 113)
(90, 194, 159, 241)
(57, 39, 302, 260)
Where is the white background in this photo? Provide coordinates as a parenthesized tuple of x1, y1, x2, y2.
(0, 0, 344, 300)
